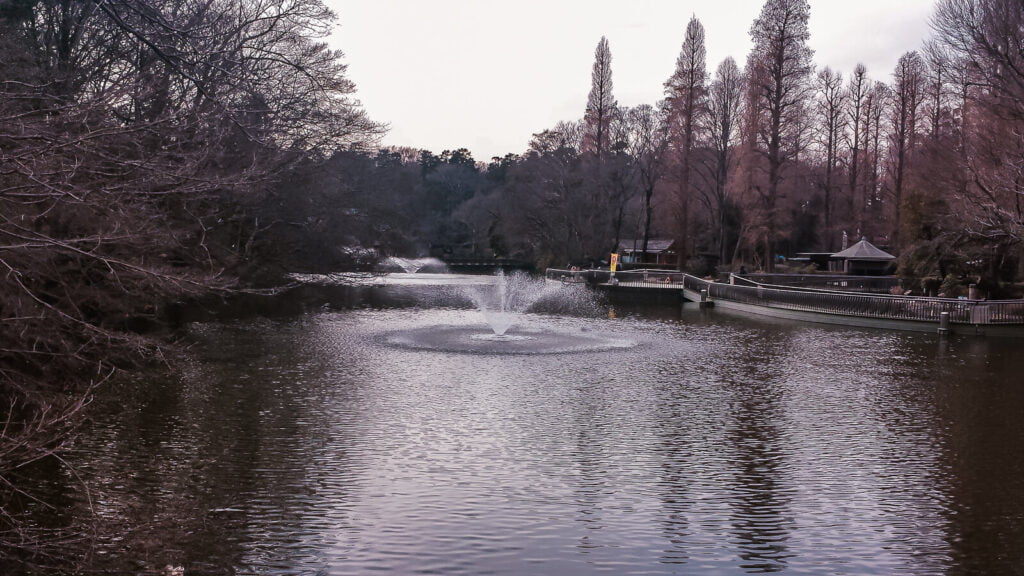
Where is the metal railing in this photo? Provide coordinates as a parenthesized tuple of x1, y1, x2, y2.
(545, 268, 691, 289)
(739, 273, 903, 294)
(544, 268, 1024, 326)
(707, 279, 1024, 324)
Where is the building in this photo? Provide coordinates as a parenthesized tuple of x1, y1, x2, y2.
(617, 239, 676, 266)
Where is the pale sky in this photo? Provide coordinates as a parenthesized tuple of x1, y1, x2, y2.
(326, 0, 936, 161)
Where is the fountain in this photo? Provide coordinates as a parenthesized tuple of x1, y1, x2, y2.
(384, 270, 635, 354)
(380, 256, 446, 274)
(464, 270, 560, 337)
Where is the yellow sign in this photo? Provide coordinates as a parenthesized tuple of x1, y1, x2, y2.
(610, 253, 619, 272)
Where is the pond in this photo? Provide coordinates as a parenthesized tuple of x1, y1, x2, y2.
(10, 275, 1024, 574)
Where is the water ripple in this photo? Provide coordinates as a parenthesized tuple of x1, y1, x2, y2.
(17, 306, 1024, 575)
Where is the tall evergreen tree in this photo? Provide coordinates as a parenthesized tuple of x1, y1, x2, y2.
(583, 36, 616, 160)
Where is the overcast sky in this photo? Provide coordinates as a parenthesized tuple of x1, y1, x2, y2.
(325, 0, 936, 161)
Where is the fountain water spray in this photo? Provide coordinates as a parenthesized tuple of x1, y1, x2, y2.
(463, 270, 592, 337)
(381, 257, 446, 274)
(384, 270, 630, 354)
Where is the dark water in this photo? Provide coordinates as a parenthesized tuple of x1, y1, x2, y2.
(9, 285, 1024, 575)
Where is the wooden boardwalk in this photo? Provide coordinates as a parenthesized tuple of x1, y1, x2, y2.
(546, 268, 1024, 337)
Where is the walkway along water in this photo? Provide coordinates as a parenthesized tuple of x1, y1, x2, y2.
(545, 268, 1024, 337)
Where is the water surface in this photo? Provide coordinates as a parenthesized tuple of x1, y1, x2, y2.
(12, 292, 1024, 575)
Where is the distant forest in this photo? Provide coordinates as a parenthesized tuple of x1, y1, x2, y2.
(3, 0, 1024, 552)
(273, 0, 1024, 295)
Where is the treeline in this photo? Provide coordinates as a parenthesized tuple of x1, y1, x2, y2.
(285, 0, 1024, 297)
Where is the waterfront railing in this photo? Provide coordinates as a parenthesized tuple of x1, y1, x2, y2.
(544, 268, 1024, 326)
(738, 273, 902, 293)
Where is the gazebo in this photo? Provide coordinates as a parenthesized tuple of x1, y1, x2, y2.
(829, 238, 896, 275)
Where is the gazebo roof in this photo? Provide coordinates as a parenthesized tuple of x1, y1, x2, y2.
(831, 239, 896, 261)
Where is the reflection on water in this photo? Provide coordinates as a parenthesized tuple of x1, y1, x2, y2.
(9, 293, 1024, 575)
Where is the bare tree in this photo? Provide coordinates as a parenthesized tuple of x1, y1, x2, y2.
(663, 15, 708, 268)
(922, 41, 954, 140)
(860, 81, 890, 240)
(529, 120, 585, 155)
(745, 0, 815, 270)
(931, 0, 1024, 245)
(932, 0, 1024, 123)
(814, 67, 846, 250)
(846, 63, 868, 233)
(606, 111, 639, 254)
(703, 56, 744, 262)
(748, 0, 815, 259)
(0, 0, 382, 553)
(890, 50, 926, 249)
(510, 120, 605, 264)
(624, 104, 670, 260)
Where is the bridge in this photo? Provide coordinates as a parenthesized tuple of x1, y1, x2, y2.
(545, 268, 1024, 337)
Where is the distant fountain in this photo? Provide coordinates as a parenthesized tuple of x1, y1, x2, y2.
(380, 257, 447, 274)
(391, 257, 425, 273)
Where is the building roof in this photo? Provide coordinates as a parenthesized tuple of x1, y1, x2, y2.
(617, 239, 675, 254)
(831, 239, 896, 261)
